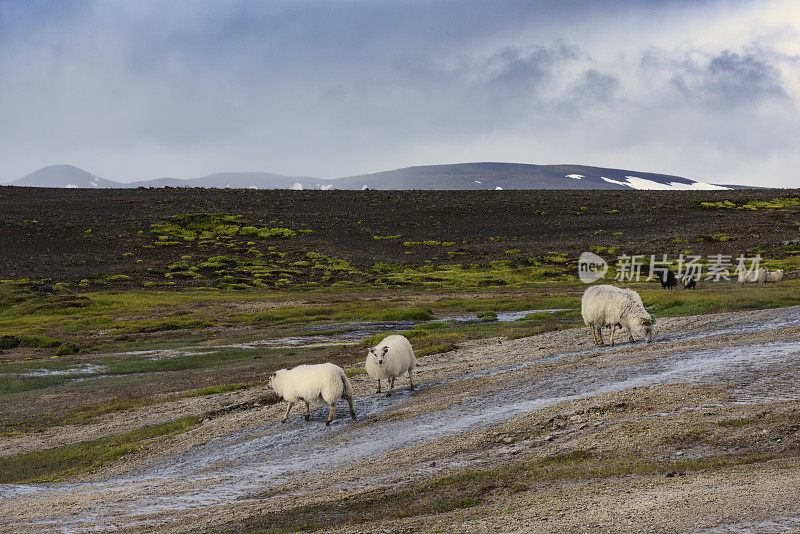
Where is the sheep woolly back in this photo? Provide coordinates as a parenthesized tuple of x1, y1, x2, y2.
(766, 269, 784, 283)
(581, 284, 651, 328)
(365, 334, 416, 381)
(739, 267, 767, 283)
(271, 363, 352, 407)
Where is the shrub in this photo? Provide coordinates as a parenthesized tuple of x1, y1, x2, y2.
(0, 335, 20, 350)
(56, 343, 80, 356)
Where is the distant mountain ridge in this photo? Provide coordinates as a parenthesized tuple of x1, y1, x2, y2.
(3, 163, 745, 190)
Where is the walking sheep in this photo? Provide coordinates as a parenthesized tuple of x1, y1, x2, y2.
(738, 267, 767, 284)
(269, 363, 356, 425)
(764, 269, 784, 283)
(581, 285, 653, 346)
(365, 334, 416, 396)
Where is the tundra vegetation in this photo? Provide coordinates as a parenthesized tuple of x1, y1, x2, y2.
(1, 188, 800, 486)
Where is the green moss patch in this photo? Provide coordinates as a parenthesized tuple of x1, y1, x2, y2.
(0, 416, 200, 483)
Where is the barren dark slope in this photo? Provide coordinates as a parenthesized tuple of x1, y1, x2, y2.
(0, 186, 797, 283)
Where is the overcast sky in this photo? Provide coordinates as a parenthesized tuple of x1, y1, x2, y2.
(1, 0, 799, 186)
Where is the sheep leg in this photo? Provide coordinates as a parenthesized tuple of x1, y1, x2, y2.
(408, 369, 414, 391)
(326, 402, 336, 426)
(386, 377, 395, 397)
(609, 325, 615, 347)
(589, 325, 598, 346)
(346, 395, 356, 420)
(628, 327, 634, 343)
(596, 327, 604, 346)
(376, 379, 381, 394)
(281, 402, 294, 423)
(304, 400, 311, 421)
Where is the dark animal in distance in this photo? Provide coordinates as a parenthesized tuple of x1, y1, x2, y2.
(658, 269, 677, 289)
(681, 274, 697, 290)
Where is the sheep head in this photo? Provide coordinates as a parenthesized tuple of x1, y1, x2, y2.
(269, 369, 287, 395)
(639, 317, 653, 343)
(369, 345, 390, 365)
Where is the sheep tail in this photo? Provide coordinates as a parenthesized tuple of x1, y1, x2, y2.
(340, 371, 354, 399)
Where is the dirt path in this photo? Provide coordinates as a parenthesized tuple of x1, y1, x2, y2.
(2, 306, 800, 532)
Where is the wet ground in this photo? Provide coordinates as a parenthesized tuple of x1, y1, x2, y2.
(2, 306, 800, 532)
(2, 308, 564, 380)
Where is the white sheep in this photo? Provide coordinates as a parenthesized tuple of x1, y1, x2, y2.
(738, 267, 767, 284)
(581, 285, 653, 346)
(269, 363, 356, 425)
(365, 334, 416, 396)
(764, 269, 784, 283)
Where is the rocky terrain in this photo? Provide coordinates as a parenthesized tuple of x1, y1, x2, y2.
(2, 306, 800, 532)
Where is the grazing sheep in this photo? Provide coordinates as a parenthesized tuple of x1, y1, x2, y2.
(658, 269, 678, 289)
(738, 267, 767, 284)
(681, 274, 697, 290)
(581, 285, 653, 346)
(764, 269, 784, 283)
(269, 363, 356, 425)
(365, 334, 416, 396)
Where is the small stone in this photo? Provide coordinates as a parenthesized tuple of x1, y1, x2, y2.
(502, 437, 515, 444)
(675, 451, 684, 456)
(430, 461, 436, 467)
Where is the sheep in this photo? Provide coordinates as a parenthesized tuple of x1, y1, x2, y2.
(658, 269, 677, 289)
(681, 274, 697, 290)
(581, 285, 653, 346)
(764, 269, 784, 283)
(738, 267, 767, 284)
(269, 363, 356, 425)
(365, 334, 416, 397)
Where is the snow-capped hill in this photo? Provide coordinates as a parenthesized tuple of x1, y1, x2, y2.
(4, 162, 745, 190)
(8, 165, 119, 188)
(331, 163, 738, 190)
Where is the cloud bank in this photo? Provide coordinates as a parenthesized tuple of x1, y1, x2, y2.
(0, 0, 798, 186)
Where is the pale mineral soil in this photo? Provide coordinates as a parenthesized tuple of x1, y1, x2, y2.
(3, 306, 800, 533)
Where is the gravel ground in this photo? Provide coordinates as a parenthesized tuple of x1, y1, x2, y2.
(2, 306, 800, 532)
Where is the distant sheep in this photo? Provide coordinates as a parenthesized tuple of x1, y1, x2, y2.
(738, 267, 767, 284)
(365, 334, 416, 396)
(581, 285, 653, 346)
(681, 274, 697, 290)
(764, 269, 784, 283)
(270, 363, 356, 425)
(658, 269, 677, 289)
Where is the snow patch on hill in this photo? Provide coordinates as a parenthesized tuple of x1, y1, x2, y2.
(602, 176, 729, 191)
(601, 177, 627, 187)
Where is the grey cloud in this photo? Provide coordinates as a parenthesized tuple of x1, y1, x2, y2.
(568, 69, 620, 105)
(705, 50, 787, 101)
(664, 50, 789, 108)
(0, 0, 798, 186)
(668, 50, 788, 106)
